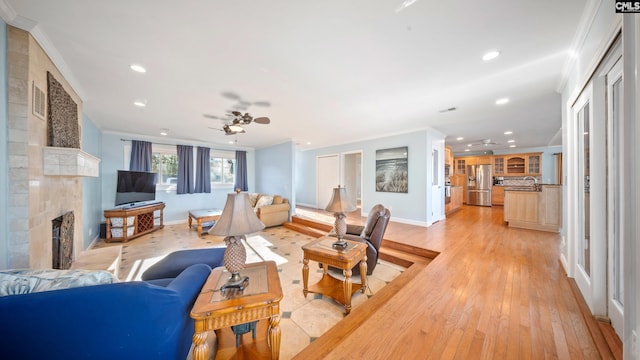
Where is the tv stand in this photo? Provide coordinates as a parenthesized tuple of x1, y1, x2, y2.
(104, 202, 165, 242)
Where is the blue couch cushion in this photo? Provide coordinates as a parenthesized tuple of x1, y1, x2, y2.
(141, 247, 225, 281)
(0, 263, 211, 360)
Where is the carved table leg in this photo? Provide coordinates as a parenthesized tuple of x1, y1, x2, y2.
(188, 215, 192, 229)
(360, 254, 368, 293)
(302, 257, 309, 297)
(197, 219, 203, 237)
(192, 322, 209, 360)
(343, 268, 352, 314)
(269, 313, 281, 360)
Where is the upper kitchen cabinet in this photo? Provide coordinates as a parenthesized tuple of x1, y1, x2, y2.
(476, 155, 492, 165)
(445, 146, 453, 166)
(493, 156, 505, 175)
(527, 153, 542, 175)
(506, 155, 526, 174)
(455, 157, 468, 174)
(503, 152, 542, 176)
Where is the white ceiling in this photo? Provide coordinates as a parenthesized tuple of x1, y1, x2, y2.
(3, 0, 588, 153)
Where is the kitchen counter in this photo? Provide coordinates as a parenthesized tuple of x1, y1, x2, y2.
(504, 185, 562, 232)
(445, 186, 463, 215)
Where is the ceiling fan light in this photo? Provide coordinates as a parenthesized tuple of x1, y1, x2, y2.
(228, 124, 244, 132)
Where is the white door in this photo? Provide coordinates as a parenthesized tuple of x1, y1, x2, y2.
(431, 146, 444, 221)
(316, 154, 340, 209)
(606, 58, 624, 337)
(342, 151, 362, 211)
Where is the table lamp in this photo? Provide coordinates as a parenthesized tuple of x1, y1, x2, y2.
(325, 185, 357, 249)
(209, 190, 265, 289)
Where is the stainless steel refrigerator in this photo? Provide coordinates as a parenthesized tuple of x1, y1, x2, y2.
(466, 164, 492, 206)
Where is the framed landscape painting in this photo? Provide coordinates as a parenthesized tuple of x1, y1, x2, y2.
(375, 146, 408, 193)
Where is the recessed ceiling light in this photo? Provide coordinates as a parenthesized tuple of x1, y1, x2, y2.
(306, 142, 312, 145)
(508, 139, 515, 143)
(496, 98, 509, 105)
(504, 131, 513, 135)
(467, 144, 472, 147)
(509, 145, 516, 148)
(130, 64, 146, 73)
(133, 100, 147, 107)
(228, 140, 235, 144)
(160, 131, 167, 136)
(482, 51, 500, 61)
(456, 137, 464, 141)
(464, 149, 470, 152)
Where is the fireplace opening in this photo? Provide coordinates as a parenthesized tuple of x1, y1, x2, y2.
(52, 211, 74, 269)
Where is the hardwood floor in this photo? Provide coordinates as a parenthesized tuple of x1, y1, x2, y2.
(293, 205, 612, 359)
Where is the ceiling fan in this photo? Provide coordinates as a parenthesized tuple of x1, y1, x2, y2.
(467, 139, 500, 147)
(205, 111, 271, 135)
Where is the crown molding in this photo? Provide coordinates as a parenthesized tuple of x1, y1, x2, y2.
(556, 0, 602, 93)
(0, 0, 87, 101)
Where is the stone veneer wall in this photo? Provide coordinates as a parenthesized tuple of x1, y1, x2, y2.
(7, 26, 83, 268)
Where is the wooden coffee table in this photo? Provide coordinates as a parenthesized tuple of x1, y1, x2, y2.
(190, 261, 283, 360)
(302, 236, 367, 314)
(188, 209, 222, 237)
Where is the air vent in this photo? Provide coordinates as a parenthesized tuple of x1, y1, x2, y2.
(32, 82, 46, 120)
(439, 107, 457, 113)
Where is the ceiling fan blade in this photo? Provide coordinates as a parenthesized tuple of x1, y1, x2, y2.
(253, 117, 270, 124)
(221, 91, 241, 100)
(253, 101, 271, 107)
(203, 114, 221, 119)
(231, 110, 242, 117)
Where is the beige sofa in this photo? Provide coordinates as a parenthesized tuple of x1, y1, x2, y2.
(248, 193, 291, 227)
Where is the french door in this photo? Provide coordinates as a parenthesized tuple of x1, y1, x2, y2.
(606, 58, 624, 337)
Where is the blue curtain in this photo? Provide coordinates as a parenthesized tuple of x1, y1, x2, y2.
(129, 140, 152, 171)
(176, 145, 194, 194)
(195, 147, 211, 193)
(234, 150, 248, 192)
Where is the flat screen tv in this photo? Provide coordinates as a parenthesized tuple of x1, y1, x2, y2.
(115, 170, 157, 206)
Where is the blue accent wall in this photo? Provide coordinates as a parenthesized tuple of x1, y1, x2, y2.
(81, 114, 102, 248)
(295, 130, 435, 225)
(100, 133, 255, 223)
(0, 19, 8, 268)
(255, 141, 295, 210)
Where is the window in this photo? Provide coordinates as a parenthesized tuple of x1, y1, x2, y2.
(210, 152, 235, 186)
(151, 147, 178, 191)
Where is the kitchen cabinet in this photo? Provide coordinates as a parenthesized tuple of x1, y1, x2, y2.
(445, 146, 453, 166)
(492, 186, 504, 206)
(451, 174, 466, 204)
(445, 186, 463, 215)
(503, 185, 561, 232)
(455, 158, 467, 175)
(492, 156, 505, 175)
(506, 156, 526, 174)
(527, 154, 542, 175)
(476, 155, 492, 165)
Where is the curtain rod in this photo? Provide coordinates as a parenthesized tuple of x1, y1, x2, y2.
(119, 138, 240, 152)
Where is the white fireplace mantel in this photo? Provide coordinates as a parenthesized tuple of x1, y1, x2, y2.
(43, 147, 100, 177)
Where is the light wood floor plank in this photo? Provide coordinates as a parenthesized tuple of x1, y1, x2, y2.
(294, 205, 603, 359)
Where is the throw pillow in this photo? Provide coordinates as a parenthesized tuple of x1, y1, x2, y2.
(272, 195, 283, 204)
(0, 269, 118, 296)
(255, 195, 274, 208)
(248, 193, 260, 208)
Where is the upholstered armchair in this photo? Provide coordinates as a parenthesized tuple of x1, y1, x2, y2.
(332, 204, 391, 276)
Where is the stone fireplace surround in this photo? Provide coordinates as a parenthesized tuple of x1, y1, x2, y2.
(6, 26, 98, 269)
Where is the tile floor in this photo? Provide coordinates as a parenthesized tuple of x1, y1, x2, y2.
(92, 223, 405, 359)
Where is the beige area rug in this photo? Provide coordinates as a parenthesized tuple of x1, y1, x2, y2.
(94, 225, 404, 359)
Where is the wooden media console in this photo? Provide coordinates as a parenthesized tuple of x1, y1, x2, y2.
(104, 202, 165, 242)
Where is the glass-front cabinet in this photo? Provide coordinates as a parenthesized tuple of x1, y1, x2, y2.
(493, 156, 505, 175)
(527, 154, 541, 175)
(455, 158, 467, 175)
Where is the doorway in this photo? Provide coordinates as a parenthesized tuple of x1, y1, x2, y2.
(342, 151, 362, 212)
(316, 154, 339, 209)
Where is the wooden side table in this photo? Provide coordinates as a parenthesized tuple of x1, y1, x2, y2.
(302, 236, 367, 314)
(190, 261, 283, 360)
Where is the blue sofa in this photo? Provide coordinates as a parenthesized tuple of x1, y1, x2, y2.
(0, 263, 211, 360)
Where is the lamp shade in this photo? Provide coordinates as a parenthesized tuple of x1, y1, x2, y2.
(209, 192, 265, 237)
(325, 186, 357, 213)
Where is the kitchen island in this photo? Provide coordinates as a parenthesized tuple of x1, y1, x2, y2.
(503, 185, 562, 232)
